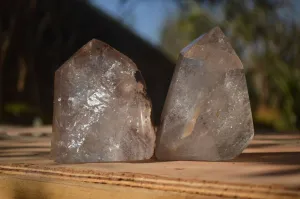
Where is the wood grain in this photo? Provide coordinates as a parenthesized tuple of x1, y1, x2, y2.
(0, 126, 300, 198)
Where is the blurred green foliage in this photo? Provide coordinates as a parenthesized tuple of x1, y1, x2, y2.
(2, 0, 300, 131)
(161, 0, 300, 131)
(4, 103, 35, 116)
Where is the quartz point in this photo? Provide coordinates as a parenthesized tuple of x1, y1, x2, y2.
(51, 39, 155, 163)
(155, 27, 254, 161)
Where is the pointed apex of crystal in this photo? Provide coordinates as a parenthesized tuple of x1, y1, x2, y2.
(56, 39, 138, 74)
(181, 26, 236, 59)
(72, 39, 108, 58)
(84, 38, 107, 49)
(84, 39, 107, 50)
(180, 27, 242, 70)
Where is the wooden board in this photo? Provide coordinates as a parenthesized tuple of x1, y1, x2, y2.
(0, 126, 300, 199)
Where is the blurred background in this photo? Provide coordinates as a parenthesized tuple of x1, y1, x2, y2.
(0, 0, 299, 132)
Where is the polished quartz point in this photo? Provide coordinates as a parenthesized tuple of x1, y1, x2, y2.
(155, 27, 254, 161)
(52, 39, 155, 163)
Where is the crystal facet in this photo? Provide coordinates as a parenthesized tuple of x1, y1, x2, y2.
(52, 39, 155, 163)
(155, 27, 254, 161)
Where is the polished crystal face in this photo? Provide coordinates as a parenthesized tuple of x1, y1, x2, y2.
(155, 27, 254, 161)
(52, 39, 155, 163)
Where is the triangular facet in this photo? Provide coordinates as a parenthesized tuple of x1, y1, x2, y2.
(180, 26, 235, 58)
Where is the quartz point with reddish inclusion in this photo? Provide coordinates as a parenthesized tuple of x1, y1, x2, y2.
(52, 39, 155, 163)
(155, 27, 254, 161)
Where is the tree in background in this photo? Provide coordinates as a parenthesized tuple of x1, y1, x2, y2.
(2, 0, 300, 131)
(160, 0, 300, 131)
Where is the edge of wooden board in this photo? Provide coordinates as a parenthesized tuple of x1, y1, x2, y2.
(0, 163, 299, 199)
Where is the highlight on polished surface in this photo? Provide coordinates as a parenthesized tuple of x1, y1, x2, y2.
(52, 39, 155, 163)
(155, 27, 254, 161)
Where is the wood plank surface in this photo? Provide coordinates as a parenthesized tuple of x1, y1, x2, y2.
(0, 126, 299, 199)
